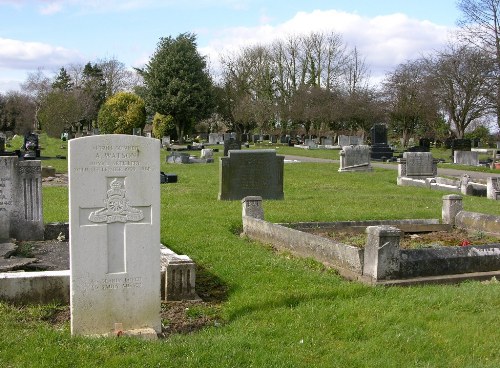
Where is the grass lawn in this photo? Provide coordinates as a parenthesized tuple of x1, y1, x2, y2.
(2, 137, 500, 367)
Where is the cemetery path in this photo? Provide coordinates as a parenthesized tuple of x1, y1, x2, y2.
(283, 155, 500, 181)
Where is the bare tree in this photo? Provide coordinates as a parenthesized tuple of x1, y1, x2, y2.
(457, 0, 500, 128)
(383, 60, 431, 146)
(427, 43, 493, 138)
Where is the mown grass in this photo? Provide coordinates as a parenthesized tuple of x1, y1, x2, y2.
(4, 139, 500, 367)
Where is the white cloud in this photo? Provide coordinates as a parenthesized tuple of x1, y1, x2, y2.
(0, 38, 83, 69)
(202, 9, 454, 81)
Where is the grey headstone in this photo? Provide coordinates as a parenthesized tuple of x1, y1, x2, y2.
(398, 152, 437, 178)
(223, 138, 241, 156)
(339, 145, 372, 172)
(0, 157, 43, 240)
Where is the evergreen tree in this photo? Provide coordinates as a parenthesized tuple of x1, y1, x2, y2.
(141, 33, 214, 143)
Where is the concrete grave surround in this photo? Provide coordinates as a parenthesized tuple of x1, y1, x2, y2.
(0, 156, 43, 240)
(338, 145, 372, 172)
(219, 149, 284, 200)
(69, 134, 161, 337)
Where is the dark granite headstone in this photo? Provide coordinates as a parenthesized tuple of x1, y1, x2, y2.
(452, 139, 472, 151)
(370, 124, 393, 160)
(223, 138, 242, 156)
(219, 149, 284, 200)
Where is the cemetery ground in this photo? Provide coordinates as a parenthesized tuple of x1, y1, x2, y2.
(2, 138, 500, 367)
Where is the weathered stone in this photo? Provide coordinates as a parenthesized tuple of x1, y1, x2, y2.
(241, 196, 264, 219)
(363, 226, 402, 280)
(0, 156, 43, 240)
(442, 194, 463, 226)
(338, 145, 372, 172)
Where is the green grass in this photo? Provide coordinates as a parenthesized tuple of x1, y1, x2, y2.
(6, 139, 500, 367)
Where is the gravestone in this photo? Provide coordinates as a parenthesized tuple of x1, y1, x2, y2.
(208, 133, 219, 145)
(0, 157, 43, 240)
(0, 135, 4, 153)
(338, 135, 362, 147)
(338, 145, 372, 172)
(166, 151, 190, 164)
(223, 138, 242, 156)
(451, 139, 472, 158)
(253, 134, 261, 143)
(280, 136, 289, 144)
(23, 132, 40, 158)
(304, 139, 317, 149)
(398, 152, 438, 179)
(369, 124, 393, 160)
(219, 149, 284, 200)
(200, 148, 214, 160)
(69, 134, 160, 337)
(321, 138, 333, 146)
(454, 151, 479, 166)
(161, 136, 170, 147)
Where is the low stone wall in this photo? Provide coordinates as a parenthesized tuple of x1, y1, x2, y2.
(242, 196, 500, 285)
(0, 246, 198, 304)
(243, 215, 364, 276)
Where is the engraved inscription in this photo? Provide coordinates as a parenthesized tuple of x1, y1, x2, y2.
(72, 144, 151, 173)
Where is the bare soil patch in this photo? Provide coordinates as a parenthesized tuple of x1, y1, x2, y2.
(316, 228, 500, 249)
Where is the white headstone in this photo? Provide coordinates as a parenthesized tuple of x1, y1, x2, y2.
(69, 135, 161, 337)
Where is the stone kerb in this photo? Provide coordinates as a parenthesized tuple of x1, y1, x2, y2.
(69, 134, 161, 337)
(398, 152, 437, 180)
(0, 156, 43, 240)
(338, 145, 372, 172)
(363, 226, 402, 280)
(442, 194, 463, 226)
(219, 150, 284, 201)
(487, 177, 500, 200)
(242, 196, 264, 219)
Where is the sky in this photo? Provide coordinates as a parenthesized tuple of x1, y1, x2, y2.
(0, 0, 462, 93)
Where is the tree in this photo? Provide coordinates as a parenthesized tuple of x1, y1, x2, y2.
(457, 0, 500, 129)
(97, 92, 146, 134)
(427, 43, 493, 138)
(0, 92, 36, 134)
(383, 59, 437, 146)
(151, 112, 174, 138)
(38, 90, 84, 137)
(141, 33, 214, 143)
(81, 62, 107, 127)
(52, 67, 74, 91)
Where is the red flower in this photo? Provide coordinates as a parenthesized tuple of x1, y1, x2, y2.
(460, 240, 471, 246)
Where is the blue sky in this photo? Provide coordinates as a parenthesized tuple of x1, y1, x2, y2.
(0, 0, 461, 93)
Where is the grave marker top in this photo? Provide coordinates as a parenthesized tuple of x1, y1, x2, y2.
(69, 134, 160, 336)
